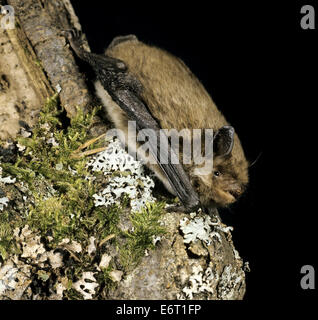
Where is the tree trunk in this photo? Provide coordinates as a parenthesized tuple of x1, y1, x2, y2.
(0, 0, 248, 300)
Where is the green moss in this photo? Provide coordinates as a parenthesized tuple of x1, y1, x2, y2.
(120, 202, 166, 270)
(64, 288, 84, 300)
(0, 93, 166, 297)
(0, 227, 11, 260)
(2, 94, 106, 246)
(0, 209, 22, 260)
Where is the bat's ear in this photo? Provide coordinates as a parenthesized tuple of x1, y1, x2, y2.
(213, 126, 235, 157)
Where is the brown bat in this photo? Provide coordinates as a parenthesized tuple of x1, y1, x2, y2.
(64, 30, 249, 213)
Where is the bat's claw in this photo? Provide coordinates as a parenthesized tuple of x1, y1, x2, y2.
(61, 28, 86, 58)
(61, 28, 81, 39)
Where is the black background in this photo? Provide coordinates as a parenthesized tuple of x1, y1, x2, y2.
(69, 0, 315, 306)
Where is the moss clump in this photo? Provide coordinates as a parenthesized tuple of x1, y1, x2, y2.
(0, 93, 166, 298)
(0, 215, 17, 260)
(2, 94, 108, 245)
(120, 202, 166, 270)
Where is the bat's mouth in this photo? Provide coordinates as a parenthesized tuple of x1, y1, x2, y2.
(228, 190, 240, 200)
(215, 190, 236, 206)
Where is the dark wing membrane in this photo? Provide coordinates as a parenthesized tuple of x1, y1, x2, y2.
(113, 89, 200, 211)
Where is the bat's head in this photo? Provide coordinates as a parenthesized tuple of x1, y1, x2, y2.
(190, 126, 249, 208)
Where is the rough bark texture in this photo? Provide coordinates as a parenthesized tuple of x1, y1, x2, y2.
(107, 210, 246, 300)
(7, 0, 93, 118)
(0, 0, 247, 300)
(0, 11, 53, 139)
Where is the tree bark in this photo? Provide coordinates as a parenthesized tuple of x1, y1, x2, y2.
(1, 0, 96, 140)
(0, 0, 247, 300)
(0, 3, 53, 139)
(7, 0, 94, 117)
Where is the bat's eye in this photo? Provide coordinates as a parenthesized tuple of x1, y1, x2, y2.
(214, 171, 220, 177)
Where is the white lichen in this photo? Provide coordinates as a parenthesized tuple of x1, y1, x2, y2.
(88, 138, 155, 212)
(16, 142, 26, 152)
(210, 215, 234, 234)
(20, 128, 31, 138)
(47, 251, 64, 269)
(180, 212, 234, 246)
(49, 281, 67, 300)
(55, 83, 62, 93)
(0, 196, 9, 211)
(47, 135, 59, 147)
(180, 216, 214, 245)
(0, 261, 20, 295)
(152, 235, 161, 245)
(233, 248, 241, 260)
(0, 227, 70, 299)
(87, 236, 96, 256)
(99, 253, 111, 270)
(73, 271, 99, 300)
(0, 256, 32, 299)
(109, 270, 123, 282)
(217, 265, 244, 300)
(58, 238, 82, 253)
(0, 167, 16, 184)
(0, 165, 16, 211)
(180, 265, 217, 299)
(177, 211, 242, 300)
(243, 261, 251, 272)
(55, 163, 63, 171)
(16, 226, 47, 265)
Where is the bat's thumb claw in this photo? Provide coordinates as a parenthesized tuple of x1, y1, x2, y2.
(61, 29, 82, 41)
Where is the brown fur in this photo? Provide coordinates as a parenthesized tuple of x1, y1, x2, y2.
(95, 37, 249, 207)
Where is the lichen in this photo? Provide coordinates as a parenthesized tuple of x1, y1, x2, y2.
(179, 212, 225, 245)
(88, 138, 155, 212)
(217, 265, 245, 300)
(72, 271, 99, 300)
(179, 265, 217, 299)
(0, 197, 9, 211)
(177, 210, 245, 300)
(180, 216, 214, 245)
(0, 93, 165, 299)
(0, 166, 16, 211)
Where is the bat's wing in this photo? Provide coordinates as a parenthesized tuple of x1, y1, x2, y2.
(65, 30, 200, 212)
(112, 89, 200, 212)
